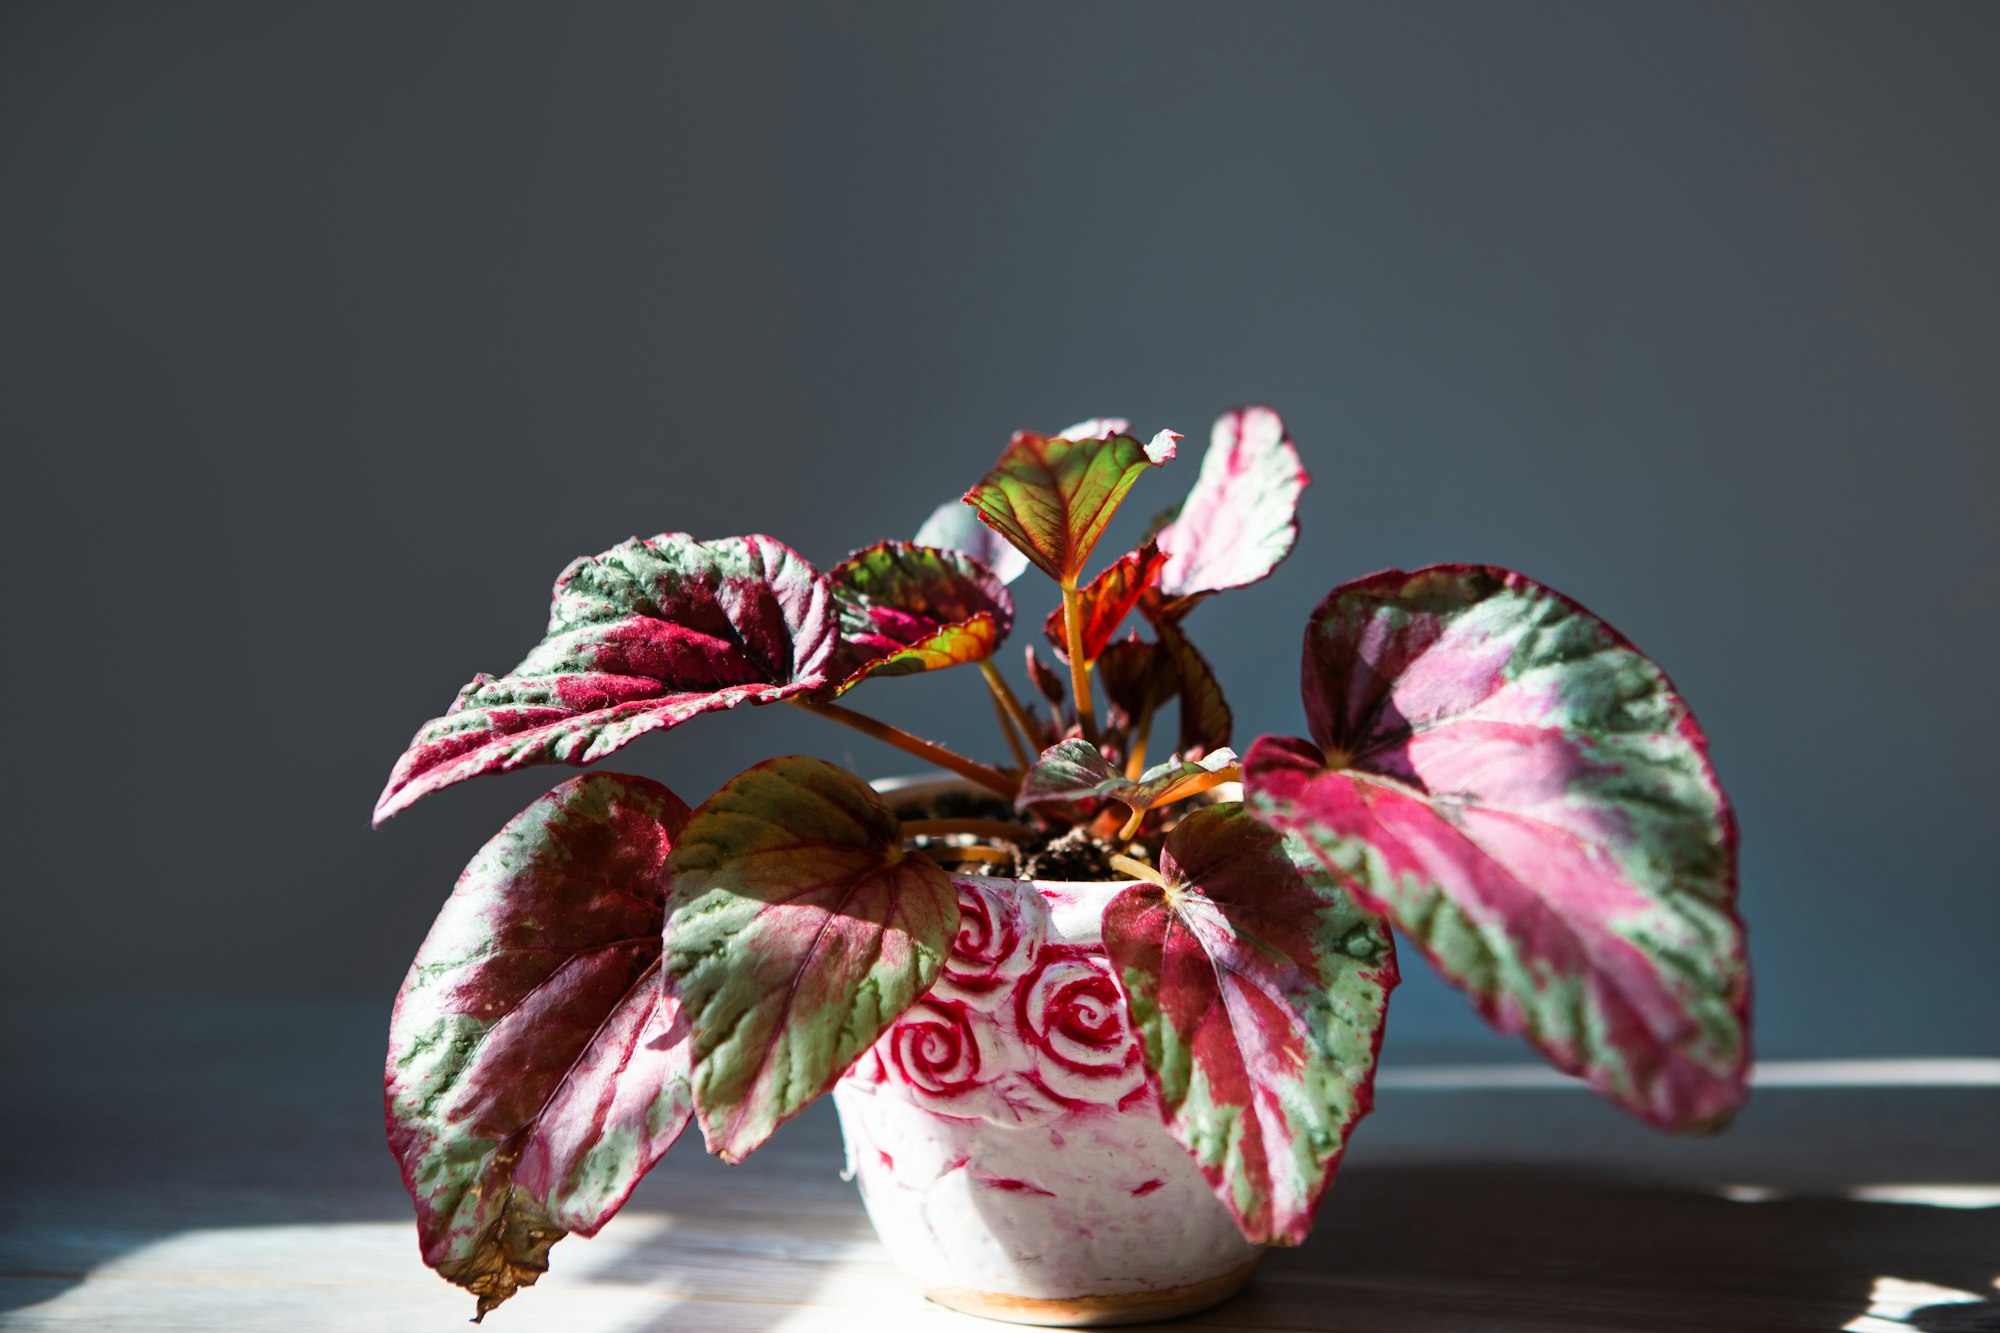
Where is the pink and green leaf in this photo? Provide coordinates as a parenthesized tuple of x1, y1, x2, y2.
(1041, 541, 1169, 665)
(1151, 406, 1309, 617)
(374, 534, 836, 825)
(1244, 565, 1748, 1131)
(1016, 738, 1239, 822)
(962, 428, 1179, 585)
(661, 756, 960, 1163)
(821, 542, 1014, 695)
(1103, 803, 1396, 1245)
(914, 499, 1030, 586)
(385, 773, 696, 1319)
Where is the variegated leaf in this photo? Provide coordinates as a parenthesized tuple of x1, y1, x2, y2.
(1244, 565, 1747, 1131)
(1103, 803, 1396, 1244)
(962, 428, 1179, 585)
(375, 534, 836, 824)
(1152, 406, 1309, 615)
(822, 542, 1013, 694)
(1016, 738, 1239, 822)
(914, 499, 1030, 585)
(662, 756, 959, 1162)
(385, 773, 695, 1319)
(1041, 541, 1169, 666)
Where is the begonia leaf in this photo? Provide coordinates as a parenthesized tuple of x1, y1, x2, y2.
(1103, 803, 1396, 1245)
(1040, 541, 1169, 666)
(1025, 645, 1068, 708)
(1016, 738, 1239, 822)
(821, 541, 1013, 695)
(1097, 633, 1176, 730)
(375, 534, 835, 825)
(662, 756, 959, 1163)
(1151, 406, 1309, 617)
(1056, 416, 1132, 441)
(1244, 565, 1747, 1131)
(962, 427, 1179, 585)
(385, 773, 695, 1320)
(1160, 619, 1233, 757)
(914, 499, 1030, 586)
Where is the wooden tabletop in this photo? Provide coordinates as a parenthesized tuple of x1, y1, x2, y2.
(3, 1000, 1995, 1332)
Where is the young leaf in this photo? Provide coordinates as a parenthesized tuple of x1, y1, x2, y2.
(374, 534, 836, 825)
(662, 756, 960, 1162)
(1151, 406, 1309, 616)
(1159, 618, 1233, 757)
(1039, 541, 1169, 665)
(914, 499, 1030, 586)
(1055, 415, 1132, 441)
(1025, 644, 1068, 708)
(821, 541, 1014, 694)
(1103, 804, 1396, 1245)
(385, 773, 696, 1320)
(1016, 738, 1239, 822)
(1244, 565, 1748, 1131)
(962, 428, 1179, 585)
(1097, 633, 1176, 729)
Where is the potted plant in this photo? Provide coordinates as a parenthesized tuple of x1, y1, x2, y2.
(374, 408, 1748, 1324)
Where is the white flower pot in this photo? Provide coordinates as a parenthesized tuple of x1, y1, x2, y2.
(833, 866, 1262, 1326)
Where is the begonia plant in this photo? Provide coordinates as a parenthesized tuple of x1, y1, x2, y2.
(375, 407, 1748, 1317)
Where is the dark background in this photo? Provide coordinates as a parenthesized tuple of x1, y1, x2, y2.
(3, 1, 1995, 1060)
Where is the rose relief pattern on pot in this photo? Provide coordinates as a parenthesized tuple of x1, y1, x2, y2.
(834, 877, 1260, 1302)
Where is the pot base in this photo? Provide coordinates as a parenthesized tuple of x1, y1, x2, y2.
(921, 1258, 1261, 1328)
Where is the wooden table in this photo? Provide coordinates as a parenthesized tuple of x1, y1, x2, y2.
(3, 1001, 1994, 1332)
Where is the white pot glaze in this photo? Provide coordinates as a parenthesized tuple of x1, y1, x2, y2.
(833, 874, 1261, 1310)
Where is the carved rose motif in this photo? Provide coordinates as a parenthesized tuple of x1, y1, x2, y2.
(936, 878, 1043, 996)
(1014, 949, 1145, 1105)
(883, 998, 996, 1100)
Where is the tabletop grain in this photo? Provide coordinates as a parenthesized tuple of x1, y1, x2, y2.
(2, 1001, 1994, 1332)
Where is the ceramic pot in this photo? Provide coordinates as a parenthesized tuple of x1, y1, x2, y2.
(833, 866, 1261, 1327)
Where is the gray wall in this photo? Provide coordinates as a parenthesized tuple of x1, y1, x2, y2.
(3, 2, 1994, 1058)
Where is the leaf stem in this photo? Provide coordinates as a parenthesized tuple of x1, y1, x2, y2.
(1061, 580, 1100, 747)
(1155, 766, 1243, 807)
(1116, 765, 1243, 842)
(979, 660, 1037, 769)
(1123, 701, 1156, 780)
(1107, 852, 1166, 886)
(792, 700, 1019, 799)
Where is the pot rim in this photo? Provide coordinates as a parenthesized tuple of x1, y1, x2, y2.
(872, 769, 1156, 891)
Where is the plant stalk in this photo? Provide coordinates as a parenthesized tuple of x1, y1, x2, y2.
(1123, 701, 1156, 780)
(792, 700, 1018, 799)
(1060, 581, 1100, 747)
(1115, 765, 1244, 842)
(979, 660, 1038, 768)
(1107, 852, 1166, 886)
